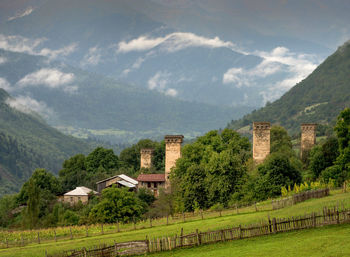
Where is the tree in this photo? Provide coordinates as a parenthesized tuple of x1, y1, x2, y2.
(59, 154, 87, 191)
(172, 129, 250, 210)
(24, 180, 40, 229)
(89, 186, 143, 223)
(86, 147, 120, 173)
(255, 153, 302, 199)
(270, 126, 293, 154)
(333, 108, 350, 184)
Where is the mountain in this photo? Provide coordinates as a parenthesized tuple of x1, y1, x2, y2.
(1, 0, 342, 109)
(227, 40, 350, 136)
(0, 49, 248, 143)
(0, 88, 92, 196)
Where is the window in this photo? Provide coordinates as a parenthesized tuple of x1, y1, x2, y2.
(70, 197, 73, 202)
(148, 182, 151, 188)
(78, 197, 81, 202)
(154, 182, 158, 188)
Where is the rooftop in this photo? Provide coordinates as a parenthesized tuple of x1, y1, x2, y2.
(96, 174, 138, 185)
(64, 186, 98, 196)
(137, 174, 165, 182)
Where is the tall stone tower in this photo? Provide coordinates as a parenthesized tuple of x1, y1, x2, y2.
(301, 123, 317, 159)
(165, 135, 184, 189)
(253, 122, 271, 164)
(140, 148, 154, 170)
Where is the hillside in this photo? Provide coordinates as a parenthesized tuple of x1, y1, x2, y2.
(227, 40, 350, 135)
(0, 89, 91, 196)
(0, 49, 249, 143)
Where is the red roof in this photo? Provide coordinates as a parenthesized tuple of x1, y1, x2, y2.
(137, 174, 165, 182)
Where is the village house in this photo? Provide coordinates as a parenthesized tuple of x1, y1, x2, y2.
(96, 174, 138, 193)
(136, 173, 165, 197)
(63, 186, 98, 205)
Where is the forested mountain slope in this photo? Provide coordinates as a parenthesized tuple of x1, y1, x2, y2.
(0, 89, 91, 196)
(228, 40, 350, 135)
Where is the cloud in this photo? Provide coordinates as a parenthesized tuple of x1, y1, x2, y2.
(8, 7, 35, 21)
(117, 32, 240, 53)
(0, 57, 7, 65)
(81, 46, 102, 66)
(0, 77, 12, 91)
(0, 34, 77, 59)
(17, 69, 77, 93)
(223, 46, 318, 104)
(6, 95, 54, 119)
(147, 71, 178, 97)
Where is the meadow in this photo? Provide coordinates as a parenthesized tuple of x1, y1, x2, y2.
(0, 190, 349, 257)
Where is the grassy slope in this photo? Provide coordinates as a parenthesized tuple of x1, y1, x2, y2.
(151, 223, 350, 257)
(1, 190, 350, 257)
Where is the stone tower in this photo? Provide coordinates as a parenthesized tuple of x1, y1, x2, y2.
(301, 123, 317, 159)
(165, 135, 184, 189)
(253, 122, 271, 164)
(140, 148, 154, 170)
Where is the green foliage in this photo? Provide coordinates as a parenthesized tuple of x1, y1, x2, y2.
(254, 153, 302, 199)
(308, 137, 339, 179)
(89, 186, 143, 223)
(172, 129, 250, 210)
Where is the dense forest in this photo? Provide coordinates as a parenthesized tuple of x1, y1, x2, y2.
(1, 108, 349, 229)
(227, 41, 350, 137)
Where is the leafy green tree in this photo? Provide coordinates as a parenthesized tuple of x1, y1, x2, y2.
(59, 154, 87, 191)
(270, 126, 293, 154)
(24, 180, 40, 229)
(86, 147, 120, 173)
(309, 137, 339, 179)
(255, 153, 302, 199)
(172, 129, 250, 210)
(18, 168, 62, 204)
(0, 194, 18, 227)
(89, 186, 143, 223)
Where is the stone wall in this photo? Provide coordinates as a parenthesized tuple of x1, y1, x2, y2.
(140, 148, 154, 169)
(253, 122, 271, 163)
(164, 135, 184, 189)
(301, 123, 317, 159)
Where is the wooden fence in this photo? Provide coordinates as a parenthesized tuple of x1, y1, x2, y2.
(271, 188, 329, 210)
(48, 205, 350, 257)
(0, 201, 267, 249)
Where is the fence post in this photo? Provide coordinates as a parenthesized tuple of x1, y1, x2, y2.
(5, 238, 8, 248)
(221, 230, 225, 241)
(272, 218, 277, 233)
(85, 225, 88, 237)
(236, 204, 239, 214)
(21, 234, 24, 247)
(312, 212, 316, 227)
(238, 225, 242, 239)
(200, 210, 203, 220)
(167, 214, 169, 225)
(196, 229, 200, 246)
(182, 212, 185, 222)
(101, 223, 104, 235)
(45, 250, 47, 257)
(145, 236, 150, 253)
(83, 247, 87, 257)
(133, 217, 136, 230)
(54, 229, 57, 242)
(268, 217, 272, 233)
(37, 232, 40, 244)
(117, 220, 120, 232)
(150, 217, 152, 228)
(255, 202, 258, 212)
(70, 227, 73, 239)
(180, 228, 183, 247)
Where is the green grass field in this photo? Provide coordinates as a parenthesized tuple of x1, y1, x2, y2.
(1, 190, 349, 257)
(150, 223, 350, 257)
